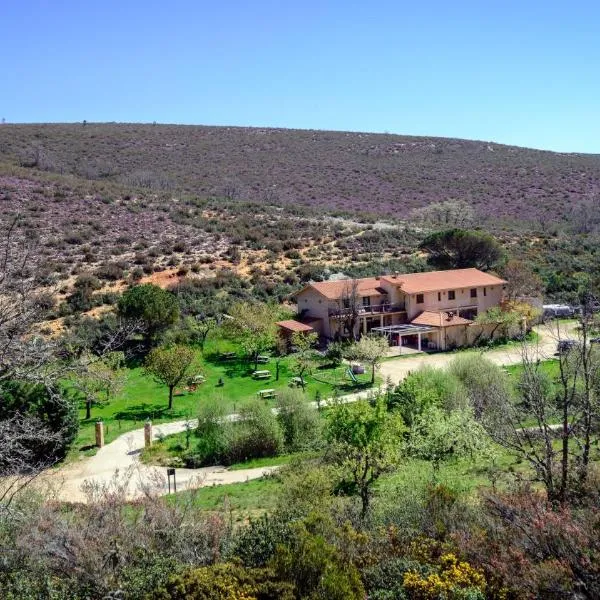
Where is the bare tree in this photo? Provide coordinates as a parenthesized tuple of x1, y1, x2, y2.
(480, 317, 600, 505)
(336, 279, 361, 341)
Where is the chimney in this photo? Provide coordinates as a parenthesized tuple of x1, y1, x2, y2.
(392, 271, 399, 279)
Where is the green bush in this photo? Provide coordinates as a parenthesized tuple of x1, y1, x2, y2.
(270, 518, 365, 600)
(223, 402, 284, 465)
(388, 366, 466, 427)
(275, 389, 322, 452)
(150, 563, 294, 600)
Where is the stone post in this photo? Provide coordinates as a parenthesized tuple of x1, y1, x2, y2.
(95, 421, 104, 448)
(144, 420, 153, 448)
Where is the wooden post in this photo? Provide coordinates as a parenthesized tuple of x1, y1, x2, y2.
(95, 421, 104, 448)
(144, 420, 153, 448)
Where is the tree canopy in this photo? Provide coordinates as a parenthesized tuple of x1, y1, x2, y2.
(223, 301, 279, 369)
(144, 345, 198, 409)
(118, 284, 179, 344)
(419, 228, 505, 271)
(326, 398, 404, 517)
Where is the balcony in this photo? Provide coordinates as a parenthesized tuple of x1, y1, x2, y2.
(329, 303, 406, 318)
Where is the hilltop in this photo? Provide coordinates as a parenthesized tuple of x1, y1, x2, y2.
(1, 123, 599, 224)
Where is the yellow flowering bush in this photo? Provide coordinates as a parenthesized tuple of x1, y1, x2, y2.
(403, 552, 486, 599)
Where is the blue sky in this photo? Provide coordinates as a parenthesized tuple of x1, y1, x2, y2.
(2, 1, 599, 152)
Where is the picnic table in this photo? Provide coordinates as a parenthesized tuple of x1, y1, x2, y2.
(219, 351, 236, 361)
(257, 388, 278, 399)
(252, 370, 271, 380)
(256, 355, 270, 363)
(289, 376, 304, 387)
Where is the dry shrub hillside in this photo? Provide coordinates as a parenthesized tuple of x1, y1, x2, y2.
(1, 123, 600, 224)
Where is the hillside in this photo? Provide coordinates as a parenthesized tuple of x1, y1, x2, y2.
(1, 123, 599, 223)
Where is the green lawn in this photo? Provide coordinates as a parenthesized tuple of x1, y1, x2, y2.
(74, 337, 377, 454)
(162, 443, 527, 521)
(165, 474, 282, 521)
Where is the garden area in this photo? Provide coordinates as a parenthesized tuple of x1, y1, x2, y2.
(73, 335, 379, 453)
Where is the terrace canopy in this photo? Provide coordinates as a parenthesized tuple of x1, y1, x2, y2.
(370, 324, 434, 351)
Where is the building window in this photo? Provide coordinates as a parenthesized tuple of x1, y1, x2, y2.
(483, 287, 487, 297)
(470, 288, 477, 298)
(343, 298, 350, 309)
(362, 296, 371, 307)
(437, 292, 441, 302)
(416, 294, 424, 304)
(448, 290, 456, 300)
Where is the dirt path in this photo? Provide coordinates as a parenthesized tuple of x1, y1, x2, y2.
(44, 419, 279, 503)
(380, 321, 573, 384)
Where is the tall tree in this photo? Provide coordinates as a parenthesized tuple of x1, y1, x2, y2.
(326, 398, 404, 517)
(118, 283, 179, 346)
(224, 301, 278, 370)
(144, 345, 198, 410)
(419, 228, 505, 271)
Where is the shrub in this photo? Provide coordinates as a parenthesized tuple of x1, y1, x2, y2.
(388, 367, 466, 427)
(270, 518, 365, 600)
(151, 563, 294, 600)
(223, 402, 284, 465)
(96, 262, 124, 281)
(187, 401, 229, 466)
(275, 389, 322, 452)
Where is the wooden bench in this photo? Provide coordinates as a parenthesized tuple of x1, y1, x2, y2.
(252, 370, 271, 380)
(257, 388, 277, 400)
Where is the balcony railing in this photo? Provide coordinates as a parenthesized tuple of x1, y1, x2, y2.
(329, 303, 406, 317)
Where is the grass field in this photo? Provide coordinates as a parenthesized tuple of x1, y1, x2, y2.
(165, 474, 282, 521)
(160, 442, 527, 521)
(73, 337, 377, 454)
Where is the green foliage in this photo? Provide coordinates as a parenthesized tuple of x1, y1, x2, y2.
(326, 398, 405, 516)
(321, 340, 346, 368)
(419, 228, 505, 270)
(188, 400, 229, 466)
(151, 563, 295, 600)
(408, 406, 493, 477)
(275, 463, 339, 520)
(223, 401, 284, 465)
(0, 381, 79, 462)
(76, 351, 127, 420)
(224, 301, 279, 368)
(118, 283, 179, 343)
(232, 514, 293, 568)
(448, 354, 513, 417)
(290, 331, 319, 389)
(270, 517, 365, 600)
(275, 389, 322, 452)
(144, 344, 198, 409)
(344, 334, 389, 383)
(389, 367, 466, 427)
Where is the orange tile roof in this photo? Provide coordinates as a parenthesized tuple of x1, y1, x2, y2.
(299, 278, 388, 300)
(381, 268, 506, 294)
(276, 320, 315, 333)
(411, 311, 473, 328)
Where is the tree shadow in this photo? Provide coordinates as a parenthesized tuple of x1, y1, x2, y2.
(114, 403, 172, 421)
